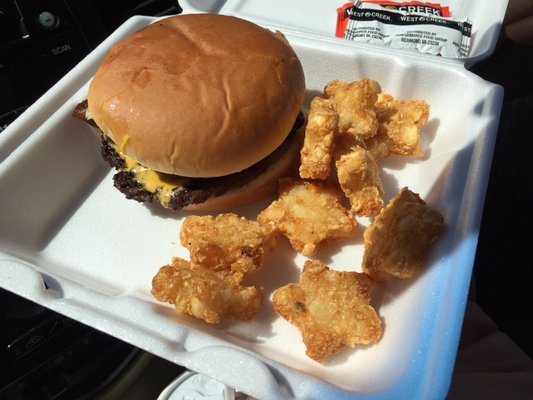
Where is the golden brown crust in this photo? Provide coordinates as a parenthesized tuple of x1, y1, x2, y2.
(272, 260, 382, 362)
(151, 257, 262, 324)
(361, 187, 444, 281)
(257, 175, 357, 256)
(88, 14, 305, 178)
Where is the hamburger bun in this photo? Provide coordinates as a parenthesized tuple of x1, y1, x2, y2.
(87, 13, 306, 178)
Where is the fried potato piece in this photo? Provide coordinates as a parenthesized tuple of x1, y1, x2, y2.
(299, 97, 338, 180)
(362, 187, 444, 281)
(366, 93, 430, 159)
(151, 257, 262, 324)
(334, 133, 384, 216)
(180, 213, 276, 275)
(324, 78, 381, 139)
(257, 179, 357, 256)
(273, 260, 382, 362)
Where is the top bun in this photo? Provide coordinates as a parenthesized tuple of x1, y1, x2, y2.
(87, 14, 305, 178)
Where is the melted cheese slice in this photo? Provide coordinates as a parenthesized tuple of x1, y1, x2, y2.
(109, 141, 187, 207)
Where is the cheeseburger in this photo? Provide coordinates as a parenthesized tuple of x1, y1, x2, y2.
(73, 13, 306, 211)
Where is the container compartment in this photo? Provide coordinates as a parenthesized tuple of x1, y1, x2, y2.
(0, 13, 503, 399)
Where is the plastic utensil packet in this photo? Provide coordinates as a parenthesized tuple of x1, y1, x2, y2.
(336, 1, 473, 58)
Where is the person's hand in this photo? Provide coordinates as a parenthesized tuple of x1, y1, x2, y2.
(448, 301, 533, 399)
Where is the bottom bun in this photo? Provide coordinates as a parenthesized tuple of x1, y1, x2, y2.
(182, 127, 304, 212)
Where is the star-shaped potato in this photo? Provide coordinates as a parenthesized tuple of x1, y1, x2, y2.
(180, 213, 276, 275)
(257, 179, 357, 256)
(299, 96, 338, 180)
(324, 78, 381, 139)
(365, 93, 430, 159)
(362, 187, 444, 281)
(334, 134, 384, 217)
(273, 260, 382, 362)
(152, 257, 262, 324)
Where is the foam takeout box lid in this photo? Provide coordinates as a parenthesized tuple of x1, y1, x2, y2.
(179, 0, 509, 64)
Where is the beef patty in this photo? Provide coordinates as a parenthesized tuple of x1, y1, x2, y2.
(74, 100, 304, 210)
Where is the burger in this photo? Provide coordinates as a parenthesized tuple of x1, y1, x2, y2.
(73, 13, 306, 211)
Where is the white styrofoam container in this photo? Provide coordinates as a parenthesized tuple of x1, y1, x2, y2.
(0, 1, 506, 399)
